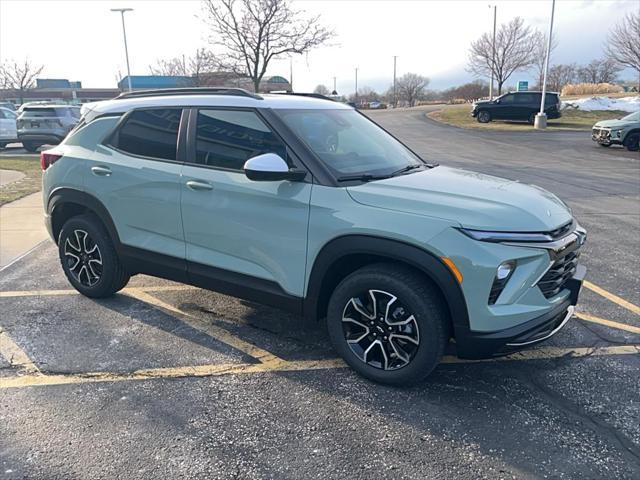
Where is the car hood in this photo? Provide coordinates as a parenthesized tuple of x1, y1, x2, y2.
(473, 100, 493, 107)
(594, 119, 634, 129)
(347, 166, 572, 232)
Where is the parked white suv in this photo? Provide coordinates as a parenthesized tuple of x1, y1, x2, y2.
(0, 107, 18, 148)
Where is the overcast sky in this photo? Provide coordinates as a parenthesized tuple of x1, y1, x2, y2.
(1, 0, 638, 93)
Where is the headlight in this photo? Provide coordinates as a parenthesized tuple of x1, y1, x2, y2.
(458, 228, 555, 243)
(610, 129, 623, 138)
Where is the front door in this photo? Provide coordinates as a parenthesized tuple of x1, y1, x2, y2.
(86, 108, 186, 261)
(180, 108, 311, 298)
(493, 93, 517, 120)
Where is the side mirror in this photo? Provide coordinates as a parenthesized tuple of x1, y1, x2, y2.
(243, 153, 305, 182)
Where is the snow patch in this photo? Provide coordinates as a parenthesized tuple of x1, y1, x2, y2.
(561, 96, 640, 113)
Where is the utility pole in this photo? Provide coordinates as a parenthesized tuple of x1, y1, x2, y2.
(489, 5, 497, 100)
(355, 67, 358, 104)
(289, 57, 293, 92)
(393, 55, 398, 108)
(332, 76, 337, 95)
(535, 0, 556, 130)
(111, 8, 134, 91)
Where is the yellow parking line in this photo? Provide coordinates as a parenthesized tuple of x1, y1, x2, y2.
(124, 289, 285, 365)
(0, 328, 40, 375)
(0, 284, 196, 298)
(575, 311, 640, 334)
(584, 281, 640, 316)
(1, 345, 637, 390)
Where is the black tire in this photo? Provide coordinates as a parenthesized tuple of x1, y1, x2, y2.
(22, 141, 41, 153)
(326, 263, 449, 386)
(624, 132, 639, 152)
(0, 142, 6, 149)
(599, 143, 611, 147)
(528, 113, 536, 125)
(58, 214, 129, 298)
(476, 110, 491, 123)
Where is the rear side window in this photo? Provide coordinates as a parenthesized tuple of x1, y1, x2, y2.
(112, 108, 182, 161)
(22, 108, 57, 118)
(515, 93, 535, 103)
(195, 109, 287, 170)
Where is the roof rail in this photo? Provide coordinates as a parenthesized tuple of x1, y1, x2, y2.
(271, 92, 335, 101)
(116, 87, 263, 100)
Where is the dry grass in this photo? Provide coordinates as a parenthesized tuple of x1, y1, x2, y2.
(0, 156, 41, 206)
(561, 83, 624, 96)
(428, 104, 629, 131)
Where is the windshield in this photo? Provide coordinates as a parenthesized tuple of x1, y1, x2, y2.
(621, 111, 639, 121)
(274, 108, 424, 178)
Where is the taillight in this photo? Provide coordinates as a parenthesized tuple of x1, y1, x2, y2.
(40, 151, 63, 170)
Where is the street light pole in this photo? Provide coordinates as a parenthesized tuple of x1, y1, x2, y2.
(393, 55, 398, 108)
(355, 67, 358, 104)
(111, 8, 134, 91)
(489, 5, 497, 100)
(535, 0, 556, 130)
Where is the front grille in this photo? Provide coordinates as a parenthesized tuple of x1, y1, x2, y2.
(592, 128, 610, 140)
(537, 249, 580, 298)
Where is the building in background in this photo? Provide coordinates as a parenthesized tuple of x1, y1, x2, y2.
(0, 73, 292, 107)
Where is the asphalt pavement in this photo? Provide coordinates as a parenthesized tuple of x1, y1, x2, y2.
(0, 108, 639, 479)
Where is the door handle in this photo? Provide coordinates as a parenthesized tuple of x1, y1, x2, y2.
(186, 180, 213, 191)
(91, 166, 112, 176)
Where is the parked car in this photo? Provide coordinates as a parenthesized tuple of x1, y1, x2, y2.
(41, 88, 586, 385)
(471, 91, 561, 124)
(591, 110, 640, 151)
(17, 105, 81, 152)
(0, 102, 17, 111)
(0, 107, 18, 148)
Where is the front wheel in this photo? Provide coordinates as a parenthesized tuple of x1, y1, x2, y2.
(476, 110, 491, 123)
(58, 214, 130, 298)
(326, 264, 449, 385)
(22, 141, 41, 153)
(599, 143, 611, 147)
(625, 132, 639, 152)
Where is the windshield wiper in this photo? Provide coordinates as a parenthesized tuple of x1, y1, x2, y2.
(336, 173, 394, 183)
(390, 164, 425, 176)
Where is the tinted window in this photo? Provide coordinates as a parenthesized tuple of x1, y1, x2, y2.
(515, 93, 536, 103)
(545, 93, 558, 105)
(115, 108, 182, 161)
(195, 109, 286, 170)
(0, 110, 5, 119)
(22, 108, 57, 118)
(500, 94, 515, 104)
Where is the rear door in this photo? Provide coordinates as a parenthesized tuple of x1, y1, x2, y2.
(180, 107, 311, 298)
(86, 107, 187, 264)
(514, 93, 537, 120)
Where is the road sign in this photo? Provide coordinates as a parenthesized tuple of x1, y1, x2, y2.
(517, 81, 528, 92)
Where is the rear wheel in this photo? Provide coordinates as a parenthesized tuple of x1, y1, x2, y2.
(58, 214, 129, 298)
(477, 110, 491, 123)
(625, 132, 639, 152)
(22, 141, 41, 152)
(326, 264, 449, 385)
(528, 113, 536, 125)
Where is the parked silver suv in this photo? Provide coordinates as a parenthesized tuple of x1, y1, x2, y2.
(17, 105, 81, 152)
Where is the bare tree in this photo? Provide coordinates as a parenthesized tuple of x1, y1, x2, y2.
(0, 58, 44, 103)
(396, 73, 429, 107)
(577, 59, 621, 84)
(443, 81, 490, 102)
(468, 17, 539, 95)
(149, 49, 216, 86)
(313, 84, 330, 95)
(547, 64, 577, 92)
(202, 0, 334, 92)
(604, 12, 640, 88)
(532, 31, 558, 88)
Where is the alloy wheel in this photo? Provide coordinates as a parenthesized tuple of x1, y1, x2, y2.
(341, 289, 420, 371)
(64, 229, 103, 287)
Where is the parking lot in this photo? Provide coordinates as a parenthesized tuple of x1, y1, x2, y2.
(1, 107, 639, 479)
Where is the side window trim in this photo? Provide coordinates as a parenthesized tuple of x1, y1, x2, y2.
(103, 107, 187, 164)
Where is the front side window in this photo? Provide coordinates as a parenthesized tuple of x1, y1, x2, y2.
(274, 108, 423, 178)
(500, 94, 515, 104)
(114, 108, 182, 161)
(195, 109, 287, 170)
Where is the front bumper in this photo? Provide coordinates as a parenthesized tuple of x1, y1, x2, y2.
(455, 264, 586, 359)
(592, 128, 623, 146)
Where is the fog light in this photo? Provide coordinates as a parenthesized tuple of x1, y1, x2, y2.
(497, 262, 514, 280)
(489, 261, 516, 304)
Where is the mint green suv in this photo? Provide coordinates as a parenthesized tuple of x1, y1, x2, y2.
(41, 88, 586, 385)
